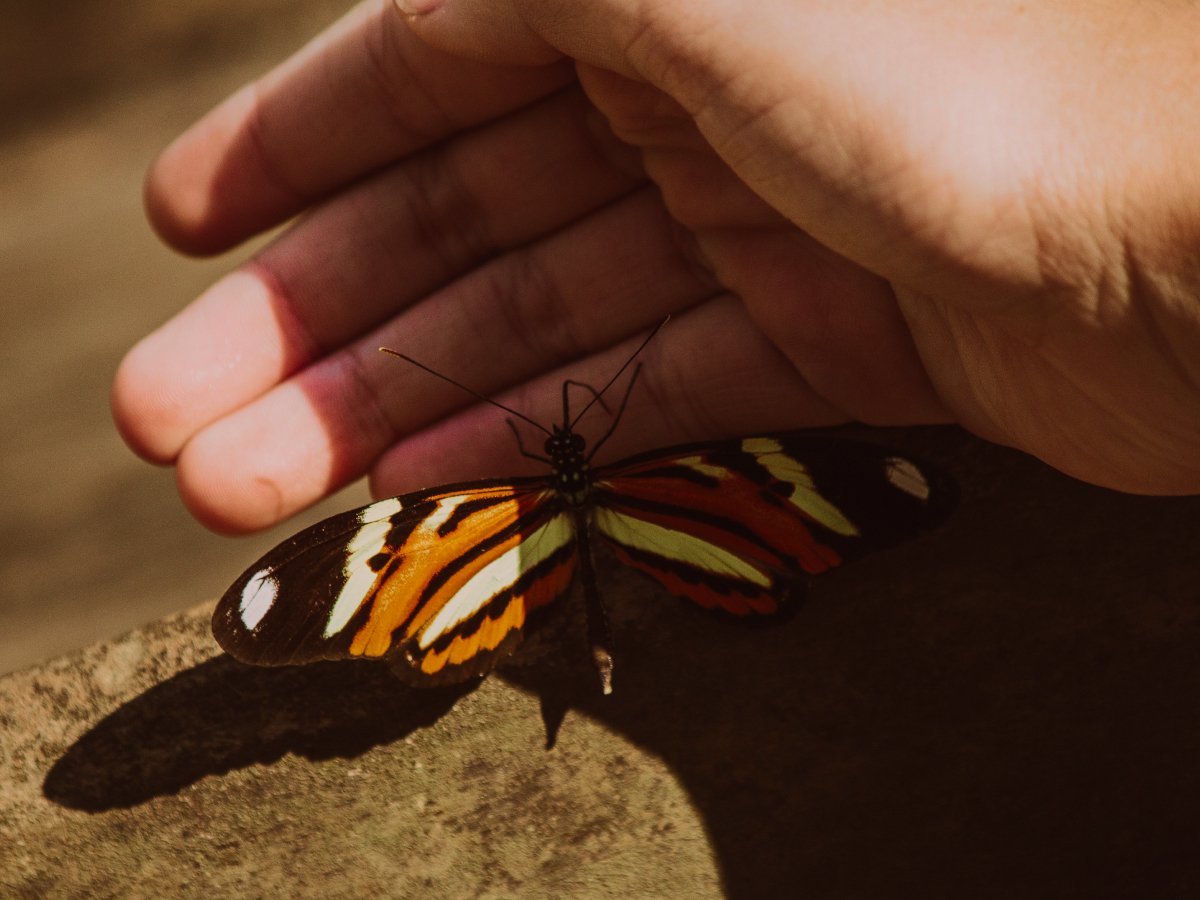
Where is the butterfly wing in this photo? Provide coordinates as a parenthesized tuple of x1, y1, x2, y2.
(213, 478, 578, 684)
(590, 434, 953, 616)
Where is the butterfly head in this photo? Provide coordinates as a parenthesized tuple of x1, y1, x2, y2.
(545, 425, 592, 506)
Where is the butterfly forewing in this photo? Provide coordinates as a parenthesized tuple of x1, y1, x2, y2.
(591, 435, 951, 617)
(213, 476, 577, 683)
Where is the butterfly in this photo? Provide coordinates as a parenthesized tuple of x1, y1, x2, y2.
(213, 327, 953, 694)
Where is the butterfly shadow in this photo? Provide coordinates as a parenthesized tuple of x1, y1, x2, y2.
(41, 653, 478, 812)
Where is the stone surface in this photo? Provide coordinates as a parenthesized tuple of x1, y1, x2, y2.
(5, 428, 1200, 896)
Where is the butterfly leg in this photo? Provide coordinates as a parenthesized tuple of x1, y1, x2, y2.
(562, 380, 611, 415)
(585, 363, 642, 463)
(562, 316, 666, 433)
(506, 418, 551, 464)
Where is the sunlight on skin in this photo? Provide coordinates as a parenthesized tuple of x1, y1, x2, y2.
(116, 0, 1200, 539)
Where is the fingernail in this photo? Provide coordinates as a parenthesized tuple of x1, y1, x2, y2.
(394, 0, 443, 14)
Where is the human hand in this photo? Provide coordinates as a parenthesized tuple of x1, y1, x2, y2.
(113, 0, 1200, 534)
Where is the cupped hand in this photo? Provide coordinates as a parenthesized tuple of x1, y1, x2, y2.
(113, 0, 1200, 534)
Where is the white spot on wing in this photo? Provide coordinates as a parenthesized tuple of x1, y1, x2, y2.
(239, 569, 278, 631)
(417, 514, 574, 649)
(323, 497, 404, 638)
(422, 496, 460, 533)
(885, 457, 930, 501)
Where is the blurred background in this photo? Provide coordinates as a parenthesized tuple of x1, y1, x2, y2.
(0, 0, 368, 674)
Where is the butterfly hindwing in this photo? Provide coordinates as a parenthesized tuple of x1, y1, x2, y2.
(590, 434, 951, 617)
(213, 477, 578, 684)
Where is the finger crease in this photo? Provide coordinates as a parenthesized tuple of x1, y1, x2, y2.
(398, 153, 494, 278)
(244, 257, 323, 367)
(338, 346, 400, 458)
(242, 82, 310, 207)
(360, 14, 454, 145)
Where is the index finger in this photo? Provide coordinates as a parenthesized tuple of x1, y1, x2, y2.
(146, 0, 572, 255)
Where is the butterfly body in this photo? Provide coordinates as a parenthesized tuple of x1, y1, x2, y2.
(544, 425, 594, 508)
(214, 423, 952, 694)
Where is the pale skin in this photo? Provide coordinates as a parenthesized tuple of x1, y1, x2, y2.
(112, 0, 1200, 535)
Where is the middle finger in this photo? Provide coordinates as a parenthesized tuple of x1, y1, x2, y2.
(117, 86, 643, 463)
(177, 187, 718, 532)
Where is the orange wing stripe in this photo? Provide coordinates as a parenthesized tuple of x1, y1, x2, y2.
(414, 550, 576, 677)
(350, 489, 555, 657)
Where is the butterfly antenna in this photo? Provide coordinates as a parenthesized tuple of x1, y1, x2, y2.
(380, 348, 552, 436)
(569, 315, 669, 430)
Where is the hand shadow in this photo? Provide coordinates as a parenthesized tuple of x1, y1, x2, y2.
(41, 433, 1200, 897)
